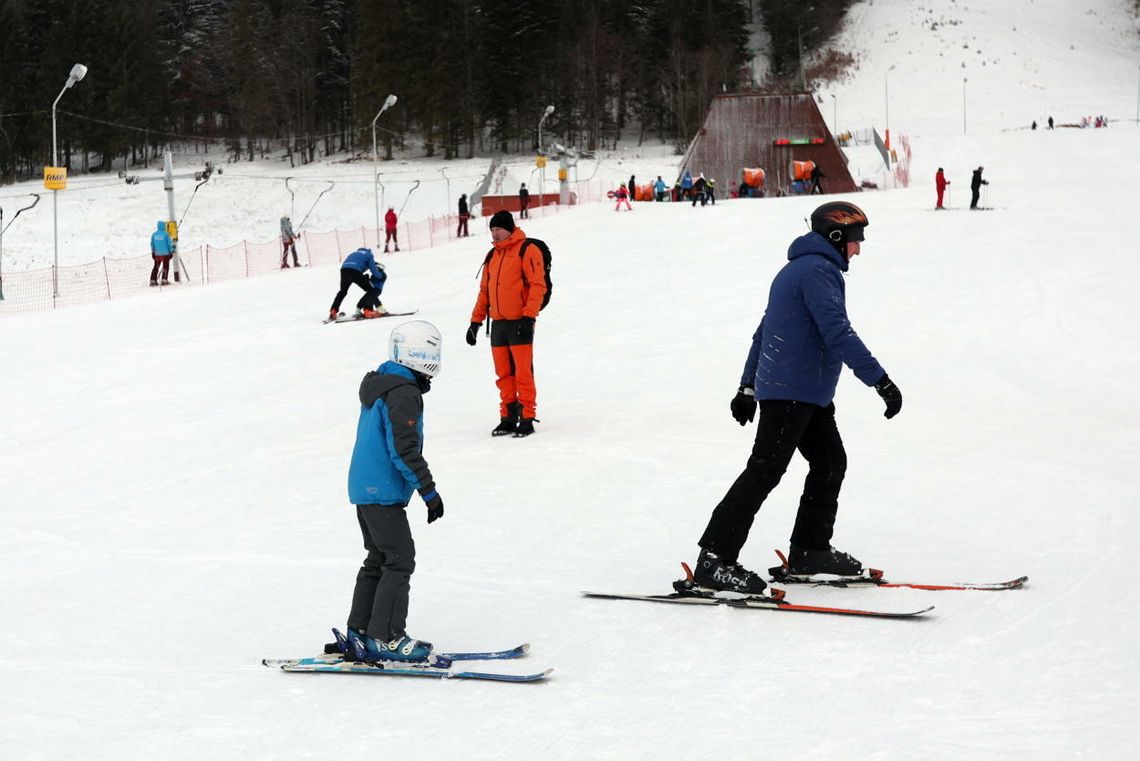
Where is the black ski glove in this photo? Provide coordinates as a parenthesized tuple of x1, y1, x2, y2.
(465, 322, 480, 346)
(517, 316, 535, 343)
(422, 490, 444, 523)
(875, 374, 902, 419)
(730, 385, 757, 426)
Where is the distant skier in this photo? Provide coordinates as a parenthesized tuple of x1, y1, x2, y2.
(341, 320, 445, 664)
(457, 194, 470, 238)
(280, 216, 300, 268)
(328, 247, 387, 321)
(149, 220, 174, 286)
(628, 175, 636, 201)
(654, 175, 667, 202)
(706, 177, 717, 205)
(691, 173, 708, 207)
(681, 170, 693, 200)
(809, 164, 825, 195)
(384, 207, 399, 252)
(970, 166, 988, 210)
(519, 183, 530, 219)
(935, 167, 951, 209)
(613, 183, 632, 211)
(1048, 116, 1054, 130)
(691, 201, 902, 594)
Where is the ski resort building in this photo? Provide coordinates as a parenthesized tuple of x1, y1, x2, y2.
(681, 93, 857, 197)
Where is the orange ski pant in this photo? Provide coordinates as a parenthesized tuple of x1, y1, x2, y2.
(491, 343, 536, 419)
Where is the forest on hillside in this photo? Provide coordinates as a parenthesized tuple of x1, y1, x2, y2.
(0, 0, 855, 183)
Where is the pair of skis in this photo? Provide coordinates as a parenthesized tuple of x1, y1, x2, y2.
(263, 633, 550, 683)
(322, 309, 418, 324)
(583, 553, 1027, 620)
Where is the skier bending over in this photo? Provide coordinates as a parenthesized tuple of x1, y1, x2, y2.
(692, 201, 903, 594)
(341, 320, 445, 663)
(329, 247, 387, 321)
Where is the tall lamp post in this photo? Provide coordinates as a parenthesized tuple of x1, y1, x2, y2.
(963, 77, 968, 134)
(538, 105, 554, 200)
(50, 62, 87, 298)
(796, 7, 817, 91)
(372, 94, 398, 248)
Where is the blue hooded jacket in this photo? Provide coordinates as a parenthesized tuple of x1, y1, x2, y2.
(151, 221, 173, 255)
(740, 232, 885, 406)
(348, 361, 436, 507)
(681, 171, 693, 190)
(341, 248, 386, 283)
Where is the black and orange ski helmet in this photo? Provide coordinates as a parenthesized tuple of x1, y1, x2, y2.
(810, 201, 869, 248)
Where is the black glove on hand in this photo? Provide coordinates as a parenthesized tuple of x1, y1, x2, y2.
(423, 490, 444, 523)
(730, 385, 757, 426)
(465, 322, 480, 346)
(875, 374, 902, 419)
(517, 316, 535, 342)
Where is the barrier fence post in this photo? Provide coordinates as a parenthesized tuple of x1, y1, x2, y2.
(103, 257, 111, 299)
(244, 241, 249, 278)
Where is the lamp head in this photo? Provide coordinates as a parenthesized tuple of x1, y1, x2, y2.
(67, 63, 88, 87)
(544, 105, 555, 117)
(384, 94, 398, 109)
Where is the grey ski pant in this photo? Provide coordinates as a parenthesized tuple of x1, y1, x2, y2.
(347, 504, 416, 641)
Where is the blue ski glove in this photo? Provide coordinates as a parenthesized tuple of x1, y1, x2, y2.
(422, 490, 444, 523)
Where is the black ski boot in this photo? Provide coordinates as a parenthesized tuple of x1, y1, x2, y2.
(492, 402, 522, 437)
(786, 545, 864, 576)
(691, 549, 767, 594)
(513, 418, 536, 437)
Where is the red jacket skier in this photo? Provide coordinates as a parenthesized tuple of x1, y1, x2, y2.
(384, 207, 399, 252)
(935, 168, 950, 210)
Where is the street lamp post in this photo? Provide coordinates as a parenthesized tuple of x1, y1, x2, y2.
(50, 62, 87, 298)
(796, 7, 816, 92)
(372, 94, 397, 248)
(538, 105, 554, 202)
(963, 77, 968, 134)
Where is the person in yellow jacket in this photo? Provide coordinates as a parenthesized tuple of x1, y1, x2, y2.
(465, 210, 547, 437)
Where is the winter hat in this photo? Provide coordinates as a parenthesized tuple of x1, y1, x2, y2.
(489, 209, 515, 232)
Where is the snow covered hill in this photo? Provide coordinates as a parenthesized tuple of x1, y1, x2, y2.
(2, 2, 1139, 759)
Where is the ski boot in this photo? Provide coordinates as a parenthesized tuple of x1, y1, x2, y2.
(349, 628, 450, 667)
(361, 307, 381, 319)
(328, 308, 339, 321)
(513, 418, 536, 438)
(774, 545, 864, 581)
(688, 549, 768, 595)
(492, 402, 522, 437)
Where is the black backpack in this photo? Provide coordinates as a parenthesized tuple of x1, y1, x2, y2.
(481, 238, 553, 311)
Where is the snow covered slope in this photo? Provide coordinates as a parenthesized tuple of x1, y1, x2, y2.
(2, 1, 1139, 759)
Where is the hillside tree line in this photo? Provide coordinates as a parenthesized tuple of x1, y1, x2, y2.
(0, 0, 854, 184)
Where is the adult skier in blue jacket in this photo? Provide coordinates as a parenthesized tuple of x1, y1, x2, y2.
(692, 201, 903, 594)
(343, 320, 445, 664)
(329, 247, 387, 320)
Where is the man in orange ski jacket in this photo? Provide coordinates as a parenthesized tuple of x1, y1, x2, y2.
(466, 210, 547, 438)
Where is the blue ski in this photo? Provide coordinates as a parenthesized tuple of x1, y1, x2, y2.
(261, 643, 529, 669)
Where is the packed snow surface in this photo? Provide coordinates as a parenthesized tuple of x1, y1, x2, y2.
(2, 1, 1139, 758)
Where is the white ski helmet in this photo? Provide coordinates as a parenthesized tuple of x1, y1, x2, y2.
(389, 320, 442, 377)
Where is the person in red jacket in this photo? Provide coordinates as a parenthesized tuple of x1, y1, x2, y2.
(465, 210, 547, 438)
(935, 168, 951, 210)
(384, 207, 400, 252)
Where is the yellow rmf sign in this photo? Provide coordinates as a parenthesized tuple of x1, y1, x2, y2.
(535, 155, 547, 169)
(558, 168, 568, 181)
(166, 220, 179, 241)
(44, 166, 67, 190)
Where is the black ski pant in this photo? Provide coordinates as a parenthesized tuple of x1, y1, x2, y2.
(330, 269, 380, 312)
(699, 400, 847, 564)
(347, 504, 416, 641)
(970, 187, 980, 209)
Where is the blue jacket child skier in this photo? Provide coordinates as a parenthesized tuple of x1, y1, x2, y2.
(342, 320, 446, 664)
(329, 247, 387, 320)
(692, 201, 903, 595)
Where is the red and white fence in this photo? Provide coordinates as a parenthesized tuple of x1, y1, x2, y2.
(0, 183, 612, 315)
